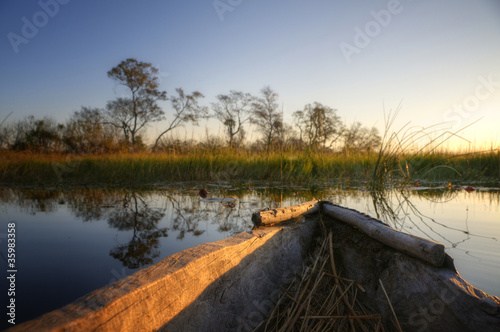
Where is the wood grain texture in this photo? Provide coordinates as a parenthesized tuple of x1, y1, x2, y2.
(322, 203, 445, 267)
(325, 216, 500, 332)
(11, 217, 318, 332)
(252, 200, 319, 226)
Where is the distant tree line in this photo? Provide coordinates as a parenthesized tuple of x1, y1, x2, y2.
(0, 58, 381, 154)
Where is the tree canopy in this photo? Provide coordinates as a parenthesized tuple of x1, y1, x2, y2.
(251, 86, 283, 152)
(106, 58, 167, 148)
(0, 59, 383, 155)
(293, 102, 343, 149)
(211, 91, 252, 148)
(153, 88, 207, 151)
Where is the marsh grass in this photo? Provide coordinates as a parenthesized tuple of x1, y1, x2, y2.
(370, 107, 498, 190)
(0, 150, 374, 186)
(0, 147, 497, 186)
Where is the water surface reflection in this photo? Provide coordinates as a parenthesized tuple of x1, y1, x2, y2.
(0, 185, 498, 327)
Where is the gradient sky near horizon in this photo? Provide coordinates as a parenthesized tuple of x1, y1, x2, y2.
(1, 0, 499, 149)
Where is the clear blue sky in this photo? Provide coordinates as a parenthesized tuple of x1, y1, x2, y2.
(1, 0, 499, 148)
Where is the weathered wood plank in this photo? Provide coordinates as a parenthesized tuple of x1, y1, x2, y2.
(162, 216, 318, 331)
(252, 200, 319, 226)
(10, 217, 318, 332)
(10, 228, 283, 331)
(321, 203, 446, 267)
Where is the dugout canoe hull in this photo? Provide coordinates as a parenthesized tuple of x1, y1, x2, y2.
(11, 201, 500, 332)
(322, 202, 500, 332)
(11, 212, 319, 332)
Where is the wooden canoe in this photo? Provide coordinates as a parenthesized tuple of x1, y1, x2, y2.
(11, 201, 500, 331)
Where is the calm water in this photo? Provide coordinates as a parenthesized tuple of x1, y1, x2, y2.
(0, 184, 499, 327)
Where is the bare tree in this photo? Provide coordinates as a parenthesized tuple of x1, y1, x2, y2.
(251, 86, 282, 152)
(11, 116, 63, 152)
(64, 107, 120, 153)
(343, 122, 381, 154)
(106, 59, 167, 148)
(0, 126, 15, 150)
(293, 102, 343, 150)
(280, 123, 299, 150)
(0, 113, 14, 150)
(105, 97, 163, 147)
(211, 90, 252, 148)
(153, 88, 207, 151)
(107, 191, 168, 268)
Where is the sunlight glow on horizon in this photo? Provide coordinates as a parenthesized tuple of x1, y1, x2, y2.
(1, 0, 499, 150)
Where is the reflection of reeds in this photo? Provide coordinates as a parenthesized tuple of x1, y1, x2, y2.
(264, 230, 394, 332)
(370, 189, 497, 250)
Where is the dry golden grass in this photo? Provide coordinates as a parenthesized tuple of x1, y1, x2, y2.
(262, 228, 402, 332)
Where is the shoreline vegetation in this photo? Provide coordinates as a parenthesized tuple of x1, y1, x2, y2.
(1, 60, 498, 188)
(1, 149, 498, 187)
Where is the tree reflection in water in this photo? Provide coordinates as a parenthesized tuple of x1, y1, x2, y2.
(108, 191, 168, 269)
(0, 185, 497, 269)
(162, 193, 206, 240)
(162, 192, 252, 239)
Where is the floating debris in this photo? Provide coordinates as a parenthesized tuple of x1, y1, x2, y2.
(199, 188, 208, 198)
(465, 186, 475, 193)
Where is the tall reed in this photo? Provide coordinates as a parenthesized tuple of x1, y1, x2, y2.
(369, 107, 494, 190)
(0, 146, 497, 186)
